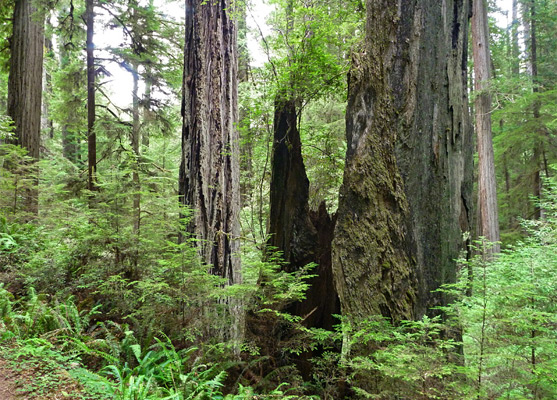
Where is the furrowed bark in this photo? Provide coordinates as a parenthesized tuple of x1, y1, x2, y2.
(472, 0, 500, 254)
(7, 0, 45, 214)
(180, 0, 241, 286)
(333, 0, 473, 323)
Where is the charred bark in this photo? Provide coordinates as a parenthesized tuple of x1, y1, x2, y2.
(268, 98, 339, 329)
(333, 0, 473, 322)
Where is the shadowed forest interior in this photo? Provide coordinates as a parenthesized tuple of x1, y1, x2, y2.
(1, 0, 557, 398)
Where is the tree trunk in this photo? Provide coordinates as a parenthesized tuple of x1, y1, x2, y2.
(511, 0, 520, 76)
(179, 0, 241, 285)
(59, 44, 81, 164)
(86, 0, 97, 192)
(131, 61, 141, 236)
(529, 0, 542, 220)
(268, 97, 339, 329)
(42, 16, 54, 140)
(142, 69, 152, 149)
(7, 0, 45, 214)
(473, 0, 500, 254)
(333, 0, 473, 323)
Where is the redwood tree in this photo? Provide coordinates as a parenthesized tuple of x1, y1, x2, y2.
(7, 0, 45, 213)
(333, 0, 473, 322)
(472, 0, 500, 254)
(179, 0, 241, 285)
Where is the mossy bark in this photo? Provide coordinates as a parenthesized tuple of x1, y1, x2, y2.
(333, 0, 473, 323)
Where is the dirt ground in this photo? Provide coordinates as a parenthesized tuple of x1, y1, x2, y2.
(0, 359, 17, 400)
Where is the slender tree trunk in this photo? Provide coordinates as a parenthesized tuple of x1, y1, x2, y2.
(511, 0, 520, 76)
(7, 0, 45, 215)
(529, 0, 542, 220)
(59, 44, 80, 164)
(42, 16, 54, 140)
(142, 69, 152, 149)
(131, 62, 141, 237)
(237, 2, 253, 207)
(333, 0, 473, 325)
(86, 0, 97, 192)
(472, 0, 500, 254)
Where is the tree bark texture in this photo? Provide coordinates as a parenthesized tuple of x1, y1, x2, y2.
(8, 0, 45, 214)
(268, 98, 339, 329)
(8, 0, 44, 159)
(472, 0, 500, 254)
(86, 0, 97, 192)
(333, 0, 473, 322)
(179, 0, 241, 286)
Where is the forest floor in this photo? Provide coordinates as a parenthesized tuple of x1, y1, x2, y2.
(0, 340, 98, 400)
(0, 359, 17, 400)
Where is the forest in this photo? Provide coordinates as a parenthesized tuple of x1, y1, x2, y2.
(0, 0, 556, 398)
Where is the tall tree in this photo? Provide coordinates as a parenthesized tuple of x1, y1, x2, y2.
(7, 0, 45, 213)
(473, 0, 500, 254)
(511, 0, 520, 76)
(86, 0, 97, 192)
(179, 0, 241, 285)
(333, 0, 473, 323)
(524, 0, 543, 219)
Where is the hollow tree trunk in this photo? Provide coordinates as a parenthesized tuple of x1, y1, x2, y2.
(333, 0, 473, 323)
(179, 0, 241, 285)
(268, 97, 339, 330)
(7, 0, 45, 214)
(473, 0, 500, 254)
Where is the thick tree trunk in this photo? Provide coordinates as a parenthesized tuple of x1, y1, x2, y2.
(86, 0, 97, 192)
(333, 0, 473, 322)
(473, 0, 500, 254)
(268, 99, 316, 269)
(268, 98, 339, 329)
(7, 0, 45, 214)
(179, 0, 241, 285)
